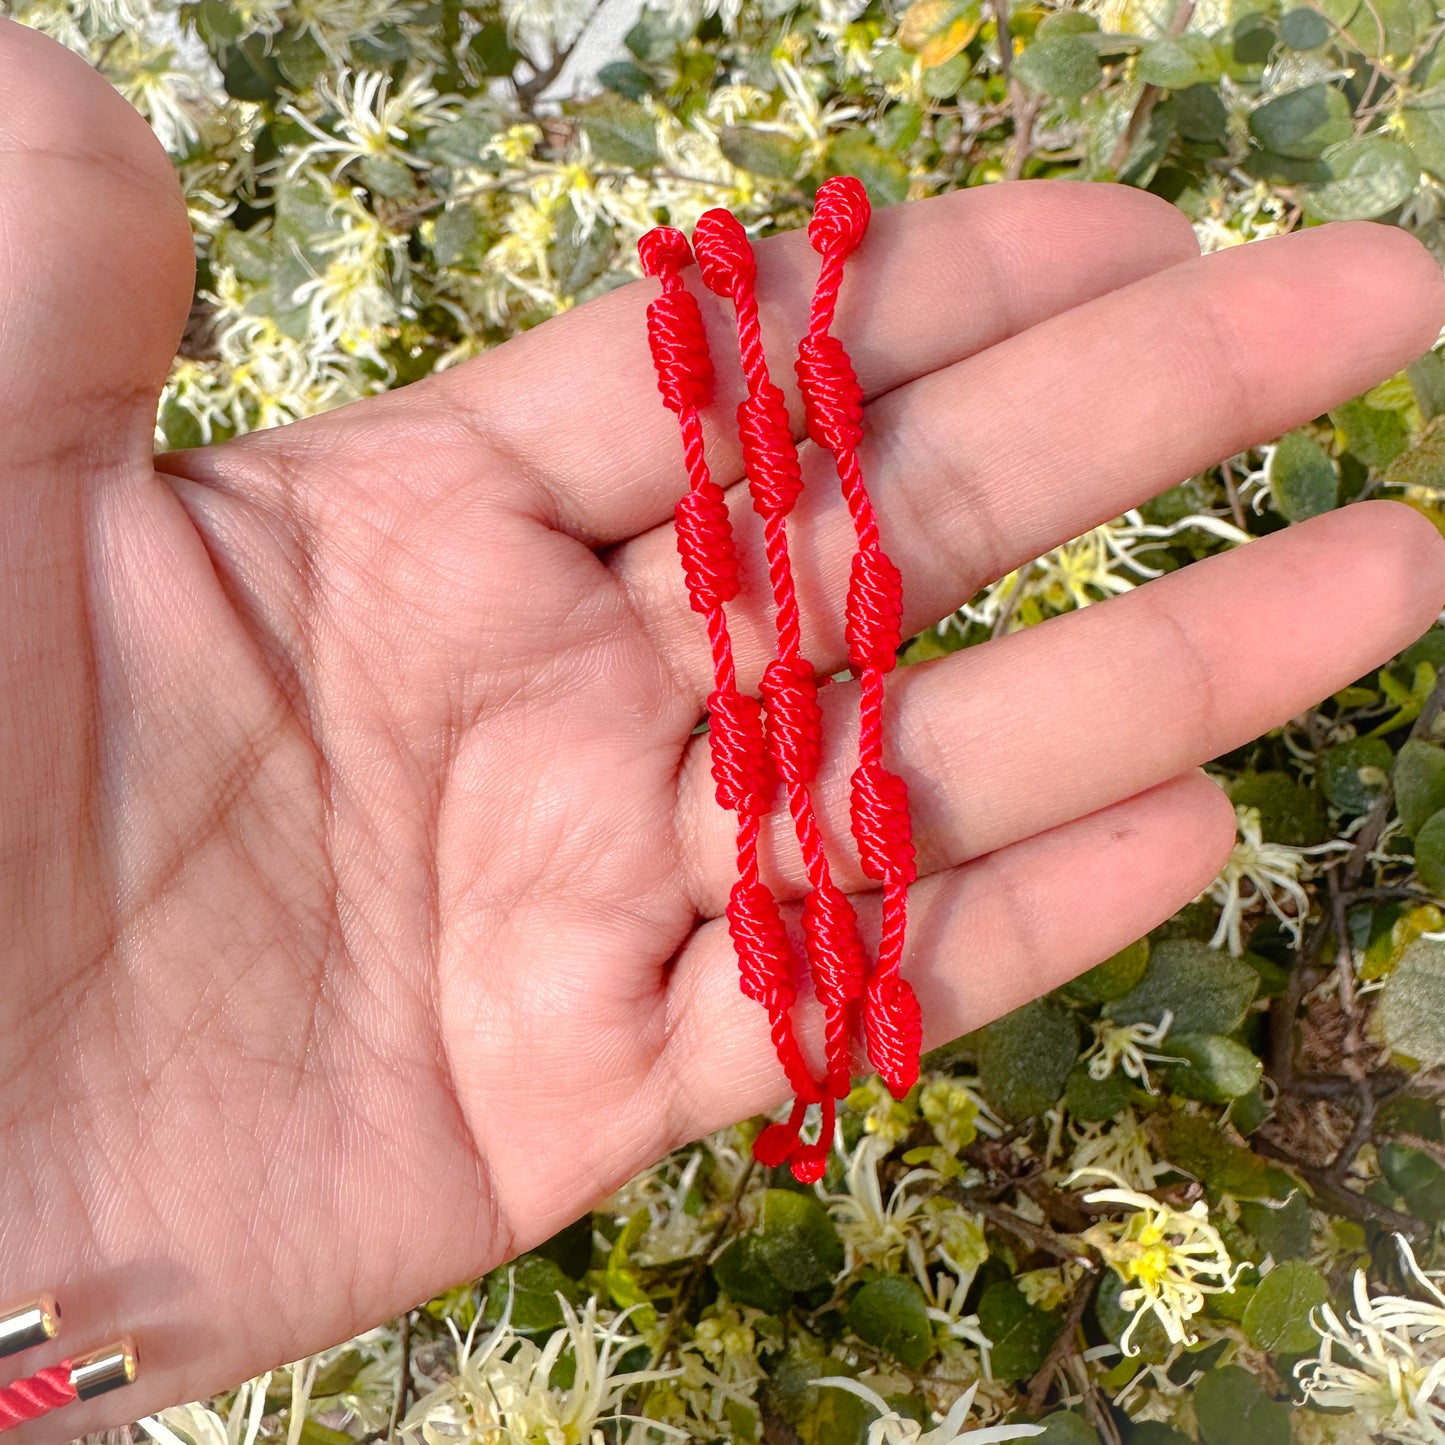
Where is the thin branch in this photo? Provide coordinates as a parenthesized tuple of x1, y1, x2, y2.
(1254, 1137, 1427, 1239)
(649, 1159, 757, 1370)
(1026, 1270, 1099, 1414)
(387, 1311, 413, 1439)
(1108, 0, 1196, 174)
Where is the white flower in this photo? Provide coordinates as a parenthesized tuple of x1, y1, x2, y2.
(1297, 1236, 1445, 1444)
(1083, 1011, 1186, 1094)
(947, 510, 1248, 635)
(403, 1285, 681, 1445)
(1203, 804, 1349, 955)
(1073, 1171, 1242, 1357)
(817, 1379, 1043, 1444)
(283, 69, 460, 180)
(824, 1134, 939, 1273)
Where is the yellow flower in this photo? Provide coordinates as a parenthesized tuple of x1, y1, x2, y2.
(1074, 1171, 1242, 1356)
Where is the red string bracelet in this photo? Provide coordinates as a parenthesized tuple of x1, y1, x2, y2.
(796, 177, 922, 1099)
(689, 210, 867, 1116)
(637, 227, 834, 1183)
(0, 1293, 137, 1433)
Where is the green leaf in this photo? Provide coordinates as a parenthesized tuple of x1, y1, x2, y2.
(877, 101, 924, 150)
(1321, 0, 1434, 57)
(548, 197, 615, 297)
(1176, 82, 1229, 140)
(1015, 34, 1104, 100)
(1137, 34, 1221, 88)
(1318, 736, 1394, 814)
(1414, 809, 1445, 897)
(1066, 1061, 1146, 1122)
(755, 1189, 844, 1292)
(1061, 938, 1151, 1004)
(1379, 1140, 1445, 1217)
(1035, 1413, 1101, 1445)
(597, 60, 653, 100)
(1403, 88, 1445, 182)
(482, 1255, 585, 1333)
(433, 203, 490, 270)
(1151, 1107, 1300, 1200)
(1240, 1190, 1313, 1262)
(1268, 430, 1338, 520)
(1227, 772, 1328, 846)
(712, 1234, 793, 1313)
(978, 1280, 1062, 1380)
(1395, 741, 1445, 836)
(1106, 939, 1260, 1037)
(1380, 937, 1445, 1067)
(846, 1278, 935, 1368)
(603, 1210, 656, 1327)
(358, 154, 416, 199)
(1037, 8, 1099, 36)
(221, 33, 287, 102)
(419, 113, 501, 170)
(1162, 1033, 1265, 1102)
(1280, 6, 1332, 47)
(719, 125, 804, 178)
(1125, 1428, 1194, 1445)
(977, 999, 1081, 1121)
(577, 95, 660, 168)
(1241, 1261, 1329, 1353)
(1249, 83, 1353, 159)
(533, 1212, 594, 1279)
(1306, 136, 1420, 220)
(1195, 1365, 1291, 1445)
(1332, 396, 1411, 469)
(1408, 354, 1445, 422)
(828, 131, 910, 206)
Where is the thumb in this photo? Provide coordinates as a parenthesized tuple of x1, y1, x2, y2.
(0, 17, 192, 465)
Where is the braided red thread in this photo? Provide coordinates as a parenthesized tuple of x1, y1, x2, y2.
(0, 1363, 75, 1432)
(694, 207, 869, 1105)
(640, 227, 826, 1175)
(797, 178, 921, 1100)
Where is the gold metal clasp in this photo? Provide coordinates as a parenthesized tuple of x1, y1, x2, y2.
(0, 1296, 60, 1359)
(70, 1339, 137, 1400)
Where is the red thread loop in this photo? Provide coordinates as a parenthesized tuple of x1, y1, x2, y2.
(674, 481, 739, 613)
(638, 225, 694, 279)
(738, 382, 803, 520)
(646, 291, 713, 413)
(850, 763, 916, 885)
(790, 1094, 836, 1183)
(693, 208, 756, 299)
(760, 659, 823, 785)
(795, 332, 864, 453)
(865, 973, 923, 1099)
(802, 881, 866, 1010)
(808, 176, 871, 257)
(707, 686, 770, 815)
(753, 1097, 808, 1167)
(846, 546, 903, 672)
(0, 1364, 76, 1432)
(727, 880, 795, 1011)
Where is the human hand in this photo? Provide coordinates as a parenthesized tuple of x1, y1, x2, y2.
(3, 17, 1444, 1434)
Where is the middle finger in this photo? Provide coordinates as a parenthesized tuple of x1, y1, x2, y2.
(612, 220, 1445, 706)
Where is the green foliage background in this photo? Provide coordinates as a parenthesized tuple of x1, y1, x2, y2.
(9, 0, 1445, 1440)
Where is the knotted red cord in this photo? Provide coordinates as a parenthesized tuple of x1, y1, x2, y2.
(796, 178, 922, 1098)
(638, 227, 834, 1182)
(691, 209, 867, 1110)
(0, 1363, 75, 1432)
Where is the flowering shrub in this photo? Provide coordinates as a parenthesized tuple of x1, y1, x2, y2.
(9, 0, 1445, 1440)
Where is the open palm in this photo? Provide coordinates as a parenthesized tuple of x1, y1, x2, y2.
(4, 18, 1445, 1434)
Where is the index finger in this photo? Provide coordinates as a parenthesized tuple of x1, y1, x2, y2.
(423, 180, 1200, 543)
